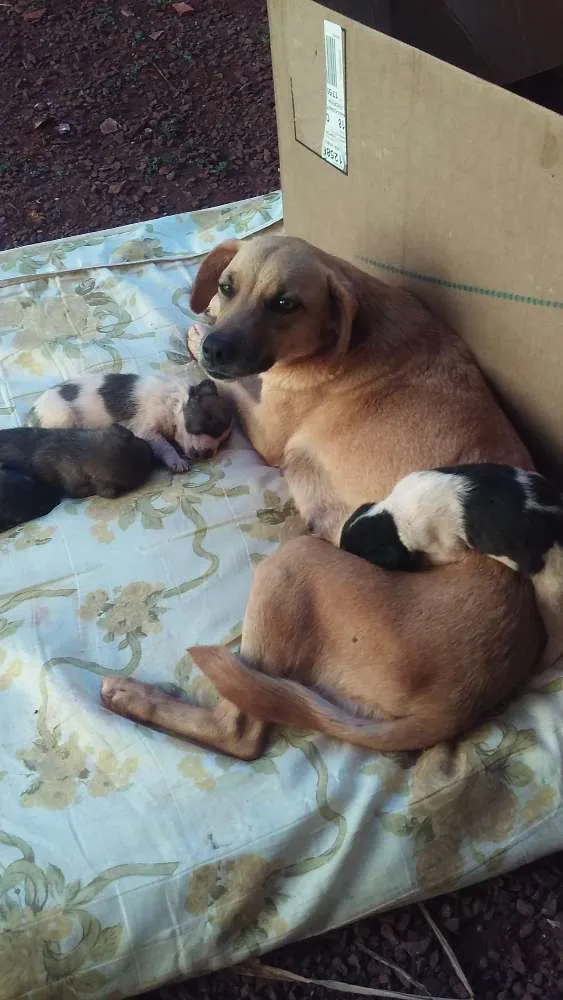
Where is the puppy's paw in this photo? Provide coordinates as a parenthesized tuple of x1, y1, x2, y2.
(165, 453, 191, 474)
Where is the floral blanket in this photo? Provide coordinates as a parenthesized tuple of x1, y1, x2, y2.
(0, 193, 562, 1000)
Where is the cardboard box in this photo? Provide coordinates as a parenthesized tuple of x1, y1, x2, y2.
(268, 0, 563, 475)
(319, 1, 563, 85)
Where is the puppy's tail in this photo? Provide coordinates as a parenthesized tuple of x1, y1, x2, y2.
(189, 645, 431, 752)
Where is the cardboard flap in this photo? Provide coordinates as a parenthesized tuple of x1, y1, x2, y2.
(317, 0, 563, 83)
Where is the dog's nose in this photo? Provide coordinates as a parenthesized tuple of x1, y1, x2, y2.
(201, 332, 237, 370)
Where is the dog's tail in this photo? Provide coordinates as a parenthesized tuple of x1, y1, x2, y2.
(189, 645, 432, 752)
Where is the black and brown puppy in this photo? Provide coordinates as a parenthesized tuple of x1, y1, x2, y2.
(0, 425, 154, 503)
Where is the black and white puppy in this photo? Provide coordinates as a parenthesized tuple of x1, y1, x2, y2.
(340, 464, 563, 668)
(33, 373, 234, 473)
(0, 425, 154, 505)
(0, 463, 61, 533)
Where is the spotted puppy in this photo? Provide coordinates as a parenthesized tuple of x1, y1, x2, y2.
(340, 464, 563, 669)
(0, 425, 154, 509)
(34, 373, 234, 473)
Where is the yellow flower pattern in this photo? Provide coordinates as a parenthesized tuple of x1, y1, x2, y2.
(381, 725, 559, 894)
(185, 854, 287, 945)
(0, 833, 177, 999)
(79, 582, 165, 640)
(241, 489, 306, 546)
(17, 730, 139, 810)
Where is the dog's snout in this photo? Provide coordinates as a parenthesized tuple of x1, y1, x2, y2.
(201, 332, 237, 371)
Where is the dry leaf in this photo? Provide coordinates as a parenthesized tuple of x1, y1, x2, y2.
(172, 2, 194, 13)
(418, 904, 474, 998)
(33, 113, 55, 130)
(28, 208, 45, 224)
(100, 118, 119, 135)
(23, 8, 45, 22)
(149, 29, 164, 40)
(121, 7, 134, 16)
(108, 181, 126, 195)
(237, 959, 464, 1000)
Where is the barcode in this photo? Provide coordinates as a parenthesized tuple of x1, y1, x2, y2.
(325, 33, 338, 89)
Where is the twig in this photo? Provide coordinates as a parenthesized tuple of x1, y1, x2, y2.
(356, 942, 430, 996)
(235, 958, 468, 1000)
(418, 902, 474, 999)
(150, 59, 177, 93)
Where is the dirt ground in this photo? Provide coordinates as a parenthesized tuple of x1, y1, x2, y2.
(1, 2, 563, 998)
(0, 0, 278, 248)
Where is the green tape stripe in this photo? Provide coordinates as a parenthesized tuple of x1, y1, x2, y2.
(360, 257, 563, 311)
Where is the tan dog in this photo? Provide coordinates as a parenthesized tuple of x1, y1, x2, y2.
(101, 235, 544, 757)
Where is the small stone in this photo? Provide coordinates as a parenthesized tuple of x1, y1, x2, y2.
(380, 922, 397, 945)
(100, 117, 119, 135)
(511, 944, 526, 975)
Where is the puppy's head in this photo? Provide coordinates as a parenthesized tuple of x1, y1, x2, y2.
(340, 503, 424, 571)
(189, 236, 358, 380)
(174, 380, 234, 457)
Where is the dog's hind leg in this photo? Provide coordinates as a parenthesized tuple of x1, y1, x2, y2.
(100, 676, 267, 760)
(100, 542, 318, 757)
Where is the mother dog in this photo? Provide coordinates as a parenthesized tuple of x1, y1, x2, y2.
(101, 235, 543, 757)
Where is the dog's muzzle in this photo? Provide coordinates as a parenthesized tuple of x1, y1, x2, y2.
(201, 330, 274, 380)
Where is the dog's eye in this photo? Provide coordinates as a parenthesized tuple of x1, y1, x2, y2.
(267, 294, 300, 313)
(218, 277, 234, 298)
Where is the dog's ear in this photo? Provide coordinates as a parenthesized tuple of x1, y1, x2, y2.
(190, 240, 240, 314)
(326, 270, 358, 355)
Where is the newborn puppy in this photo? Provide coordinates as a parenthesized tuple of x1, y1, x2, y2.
(33, 373, 234, 473)
(340, 464, 563, 668)
(0, 463, 61, 532)
(0, 425, 154, 500)
(181, 379, 234, 459)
